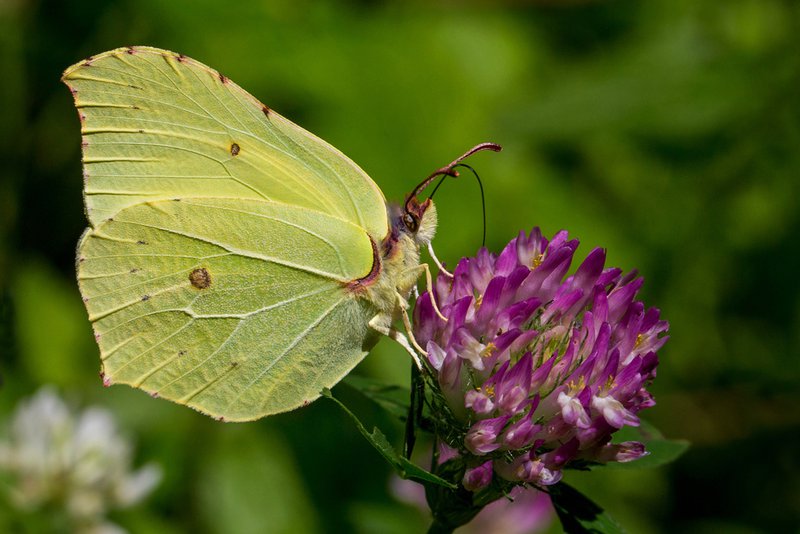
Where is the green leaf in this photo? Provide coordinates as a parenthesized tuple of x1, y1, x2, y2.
(549, 482, 626, 534)
(606, 438, 689, 470)
(322, 388, 456, 490)
(605, 419, 690, 470)
(342, 375, 411, 421)
(613, 418, 666, 440)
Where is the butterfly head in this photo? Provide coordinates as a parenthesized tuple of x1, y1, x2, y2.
(401, 194, 438, 246)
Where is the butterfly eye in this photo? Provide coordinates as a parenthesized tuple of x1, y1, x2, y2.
(403, 212, 419, 233)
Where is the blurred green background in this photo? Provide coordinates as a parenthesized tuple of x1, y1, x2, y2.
(1, 0, 799, 532)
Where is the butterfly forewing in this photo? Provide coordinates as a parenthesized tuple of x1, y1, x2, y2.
(63, 46, 388, 238)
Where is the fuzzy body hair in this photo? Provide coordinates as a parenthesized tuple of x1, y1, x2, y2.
(350, 201, 437, 318)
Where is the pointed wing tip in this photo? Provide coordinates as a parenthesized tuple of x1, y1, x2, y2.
(61, 50, 104, 80)
(61, 45, 182, 81)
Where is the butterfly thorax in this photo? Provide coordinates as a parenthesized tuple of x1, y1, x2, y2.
(347, 201, 437, 316)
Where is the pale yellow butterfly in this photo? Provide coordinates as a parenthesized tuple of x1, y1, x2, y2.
(63, 46, 499, 421)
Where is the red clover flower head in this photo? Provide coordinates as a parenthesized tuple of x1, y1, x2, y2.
(414, 228, 668, 490)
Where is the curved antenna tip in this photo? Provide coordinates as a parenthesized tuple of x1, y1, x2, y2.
(406, 142, 503, 211)
(478, 142, 503, 152)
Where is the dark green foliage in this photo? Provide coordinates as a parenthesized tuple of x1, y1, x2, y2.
(550, 483, 626, 534)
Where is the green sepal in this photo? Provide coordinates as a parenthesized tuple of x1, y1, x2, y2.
(423, 457, 521, 534)
(549, 482, 626, 534)
(424, 459, 483, 533)
(322, 388, 456, 490)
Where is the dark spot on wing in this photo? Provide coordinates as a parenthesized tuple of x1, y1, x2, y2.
(137, 240, 147, 245)
(219, 73, 228, 83)
(150, 391, 159, 398)
(189, 267, 211, 289)
(178, 350, 187, 356)
(130, 268, 139, 273)
(138, 129, 144, 133)
(126, 46, 136, 54)
(177, 54, 187, 63)
(230, 361, 239, 369)
(262, 105, 271, 117)
(230, 143, 240, 156)
(131, 105, 140, 110)
(141, 294, 150, 301)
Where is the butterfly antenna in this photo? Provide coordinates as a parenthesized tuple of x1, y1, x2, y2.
(405, 142, 501, 213)
(427, 174, 448, 200)
(452, 163, 487, 247)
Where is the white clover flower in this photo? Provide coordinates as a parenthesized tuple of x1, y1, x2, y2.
(0, 388, 161, 533)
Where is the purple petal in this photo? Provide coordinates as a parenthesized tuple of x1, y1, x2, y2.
(465, 415, 511, 455)
(413, 293, 437, 347)
(502, 413, 540, 450)
(541, 438, 579, 468)
(597, 441, 648, 463)
(465, 389, 495, 415)
(591, 394, 639, 428)
(463, 460, 494, 491)
(439, 347, 462, 389)
(496, 239, 519, 276)
(530, 351, 557, 392)
(441, 297, 473, 342)
(597, 267, 622, 287)
(476, 276, 507, 327)
(516, 228, 546, 268)
(426, 341, 446, 370)
(493, 298, 541, 334)
(607, 277, 644, 323)
(541, 288, 583, 324)
(571, 247, 606, 293)
(557, 390, 591, 428)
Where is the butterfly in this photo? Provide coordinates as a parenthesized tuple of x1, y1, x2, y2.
(63, 46, 499, 421)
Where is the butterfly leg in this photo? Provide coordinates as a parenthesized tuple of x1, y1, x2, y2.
(403, 263, 448, 323)
(393, 291, 431, 359)
(368, 314, 424, 370)
(427, 242, 453, 278)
